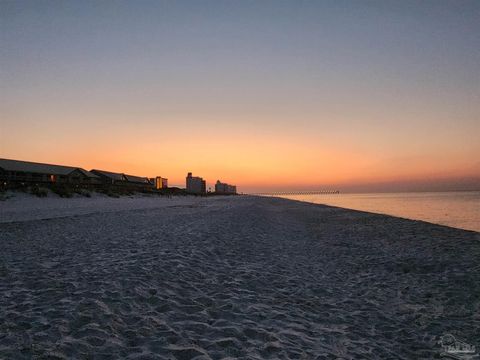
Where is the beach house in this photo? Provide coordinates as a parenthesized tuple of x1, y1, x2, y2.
(0, 158, 100, 185)
(91, 169, 153, 189)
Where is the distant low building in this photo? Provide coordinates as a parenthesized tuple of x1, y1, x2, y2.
(154, 176, 168, 189)
(186, 172, 206, 194)
(215, 180, 237, 194)
(0, 158, 99, 185)
(91, 169, 152, 189)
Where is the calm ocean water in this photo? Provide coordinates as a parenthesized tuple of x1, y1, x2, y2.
(277, 191, 480, 232)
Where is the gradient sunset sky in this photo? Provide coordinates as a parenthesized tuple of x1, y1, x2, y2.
(1, 1, 479, 192)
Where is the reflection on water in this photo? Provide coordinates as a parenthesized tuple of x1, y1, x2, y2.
(277, 191, 480, 232)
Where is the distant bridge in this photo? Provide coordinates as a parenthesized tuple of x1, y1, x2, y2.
(249, 190, 340, 196)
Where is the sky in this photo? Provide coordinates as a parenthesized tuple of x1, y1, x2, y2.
(1, 0, 479, 192)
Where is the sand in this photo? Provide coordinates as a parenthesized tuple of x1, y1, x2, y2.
(0, 194, 479, 359)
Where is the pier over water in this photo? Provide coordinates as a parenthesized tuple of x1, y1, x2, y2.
(250, 190, 340, 196)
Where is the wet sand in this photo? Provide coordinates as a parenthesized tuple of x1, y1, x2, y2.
(0, 195, 479, 359)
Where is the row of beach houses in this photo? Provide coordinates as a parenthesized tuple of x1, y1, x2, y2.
(0, 158, 237, 195)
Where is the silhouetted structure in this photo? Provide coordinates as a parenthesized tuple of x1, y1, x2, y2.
(186, 172, 206, 194)
(1, 158, 238, 196)
(0, 158, 99, 185)
(252, 190, 340, 195)
(215, 180, 237, 194)
(154, 176, 168, 189)
(91, 169, 152, 189)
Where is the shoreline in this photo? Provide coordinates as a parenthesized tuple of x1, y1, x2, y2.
(270, 195, 480, 234)
(0, 195, 479, 358)
(272, 191, 480, 233)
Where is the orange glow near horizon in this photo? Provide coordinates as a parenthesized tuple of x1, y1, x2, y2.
(1, 118, 479, 192)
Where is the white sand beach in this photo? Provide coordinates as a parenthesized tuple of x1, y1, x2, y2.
(0, 194, 479, 359)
